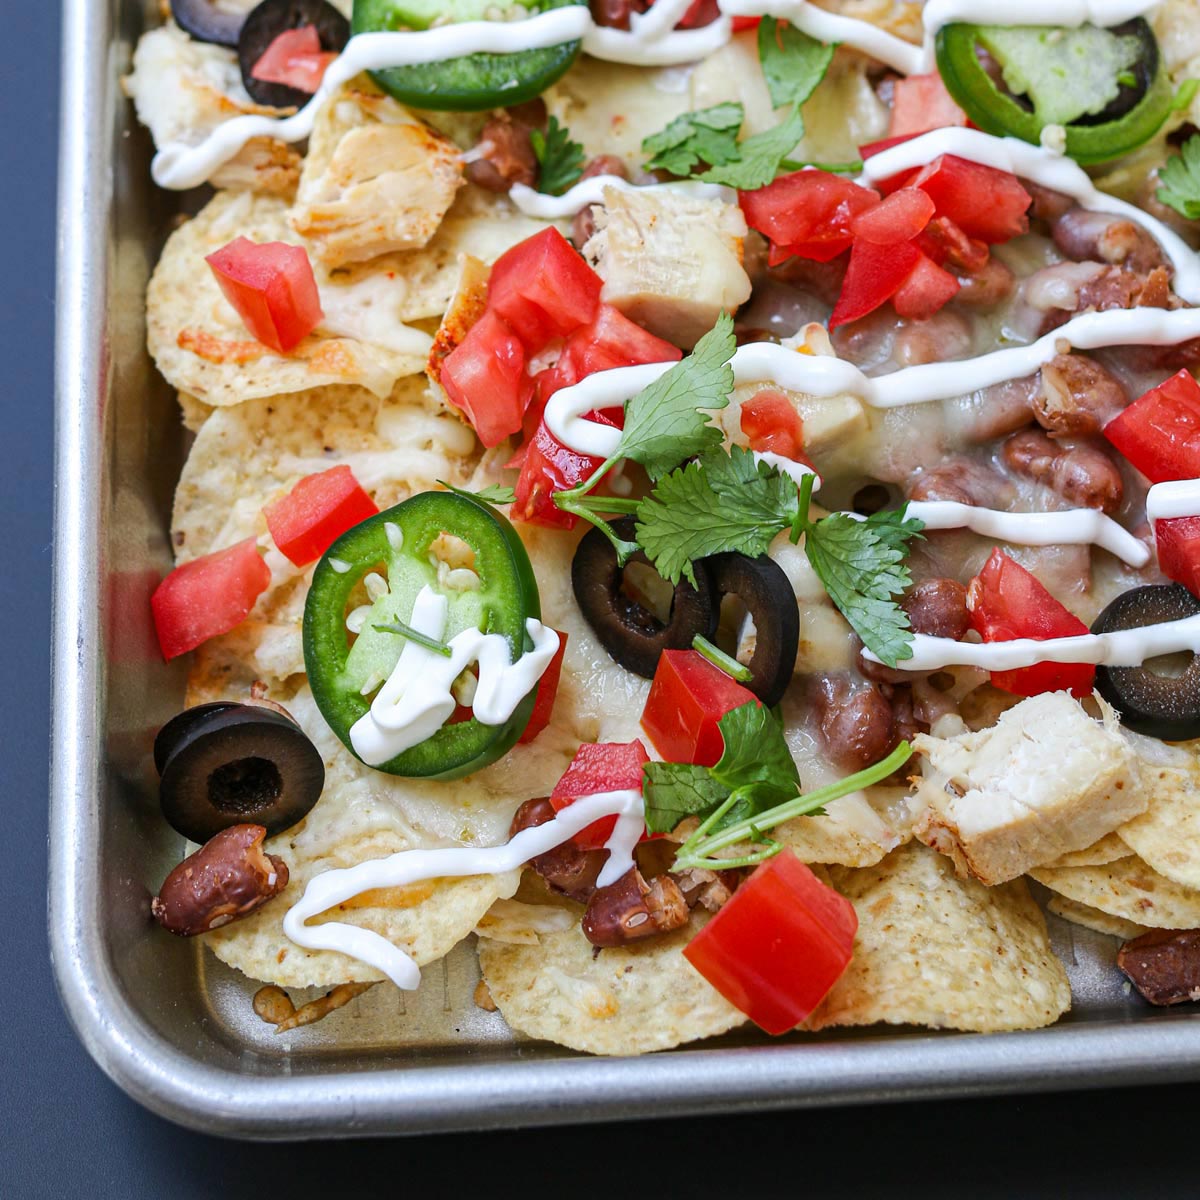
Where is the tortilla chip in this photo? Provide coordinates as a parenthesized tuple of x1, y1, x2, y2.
(478, 910, 746, 1054)
(1046, 895, 1150, 941)
(147, 190, 432, 406)
(473, 898, 577, 945)
(1044, 831, 1132, 869)
(774, 787, 916, 869)
(808, 844, 1071, 1033)
(177, 392, 212, 434)
(1031, 856, 1200, 929)
(1118, 760, 1200, 889)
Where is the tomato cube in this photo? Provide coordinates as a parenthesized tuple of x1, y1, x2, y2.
(888, 72, 968, 138)
(740, 389, 805, 459)
(909, 155, 1031, 244)
(518, 629, 568, 744)
(915, 215, 988, 274)
(641, 649, 759, 766)
(891, 253, 960, 321)
(250, 25, 336, 93)
(1155, 517, 1200, 596)
(740, 170, 880, 264)
(151, 538, 271, 661)
(850, 187, 935, 246)
(550, 739, 650, 848)
(829, 237, 921, 329)
(1104, 370, 1200, 483)
(440, 310, 530, 448)
(551, 304, 681, 388)
(487, 228, 602, 351)
(683, 850, 857, 1035)
(205, 237, 323, 354)
(512, 412, 621, 529)
(263, 465, 378, 568)
(966, 549, 1094, 697)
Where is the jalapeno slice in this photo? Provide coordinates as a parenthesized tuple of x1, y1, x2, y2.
(351, 0, 583, 112)
(935, 19, 1173, 164)
(303, 491, 542, 779)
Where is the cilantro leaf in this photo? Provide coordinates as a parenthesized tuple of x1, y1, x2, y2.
(1158, 133, 1200, 221)
(802, 509, 924, 667)
(642, 103, 745, 177)
(697, 105, 806, 190)
(758, 17, 835, 109)
(642, 762, 729, 834)
(613, 310, 736, 480)
(438, 481, 516, 506)
(531, 116, 585, 196)
(641, 702, 800, 836)
(635, 446, 798, 586)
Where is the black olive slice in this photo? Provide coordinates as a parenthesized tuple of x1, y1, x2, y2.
(155, 703, 325, 842)
(238, 0, 351, 109)
(703, 552, 799, 707)
(171, 0, 246, 47)
(1092, 584, 1200, 740)
(571, 518, 716, 679)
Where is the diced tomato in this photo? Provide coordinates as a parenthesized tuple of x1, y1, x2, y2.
(892, 253, 960, 320)
(440, 311, 530, 448)
(740, 171, 880, 264)
(1104, 370, 1200, 483)
(828, 237, 921, 329)
(1155, 517, 1200, 596)
(551, 304, 681, 390)
(966, 549, 1095, 697)
(518, 630, 568, 744)
(683, 850, 857, 1035)
(916, 215, 988, 274)
(487, 228, 602, 351)
(731, 15, 761, 31)
(909, 155, 1031, 244)
(740, 390, 805, 459)
(151, 538, 271, 661)
(512, 414, 618, 529)
(263, 465, 378, 568)
(850, 187, 935, 246)
(676, 0, 721, 27)
(641, 649, 758, 766)
(550, 739, 651, 848)
(250, 25, 336, 94)
(205, 237, 323, 354)
(888, 72, 968, 138)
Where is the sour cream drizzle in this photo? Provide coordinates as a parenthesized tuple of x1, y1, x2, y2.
(152, 0, 1163, 189)
(350, 585, 560, 767)
(1146, 479, 1200, 525)
(282, 788, 644, 989)
(509, 176, 732, 220)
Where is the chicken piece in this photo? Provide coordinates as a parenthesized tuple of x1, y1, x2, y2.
(912, 692, 1144, 885)
(582, 186, 751, 348)
(291, 83, 464, 268)
(123, 23, 300, 195)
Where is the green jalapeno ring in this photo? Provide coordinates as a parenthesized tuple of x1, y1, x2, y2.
(935, 21, 1174, 165)
(303, 490, 542, 780)
(351, 0, 583, 113)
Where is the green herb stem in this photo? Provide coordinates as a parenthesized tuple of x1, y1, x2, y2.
(372, 619, 453, 658)
(691, 634, 753, 682)
(673, 740, 912, 870)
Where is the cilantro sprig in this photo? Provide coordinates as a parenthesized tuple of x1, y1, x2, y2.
(640, 20, 835, 191)
(1158, 133, 1200, 221)
(532, 116, 585, 196)
(372, 616, 452, 657)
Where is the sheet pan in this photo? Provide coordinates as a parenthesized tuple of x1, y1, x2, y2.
(48, 0, 1200, 1138)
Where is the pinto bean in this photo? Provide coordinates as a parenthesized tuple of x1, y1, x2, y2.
(582, 867, 689, 947)
(812, 674, 899, 772)
(1023, 180, 1075, 223)
(1052, 208, 1168, 276)
(1118, 929, 1200, 1005)
(1002, 428, 1124, 514)
(510, 797, 607, 902)
(906, 458, 1013, 508)
(570, 155, 630, 248)
(1034, 353, 1130, 436)
(589, 0, 650, 30)
(151, 824, 288, 937)
(464, 112, 539, 193)
(892, 310, 972, 367)
(953, 256, 1015, 307)
(670, 866, 738, 913)
(959, 376, 1040, 443)
(903, 577, 971, 640)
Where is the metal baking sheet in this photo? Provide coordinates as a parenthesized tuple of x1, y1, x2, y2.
(48, 0, 1200, 1139)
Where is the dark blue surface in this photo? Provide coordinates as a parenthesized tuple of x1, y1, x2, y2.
(4, 5, 1197, 1196)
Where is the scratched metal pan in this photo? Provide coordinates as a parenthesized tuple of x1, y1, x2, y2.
(48, 0, 1200, 1140)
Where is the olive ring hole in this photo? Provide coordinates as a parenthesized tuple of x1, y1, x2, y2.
(208, 756, 284, 816)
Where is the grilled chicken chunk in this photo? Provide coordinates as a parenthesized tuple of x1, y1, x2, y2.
(582, 186, 751, 348)
(912, 693, 1144, 885)
(291, 83, 464, 268)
